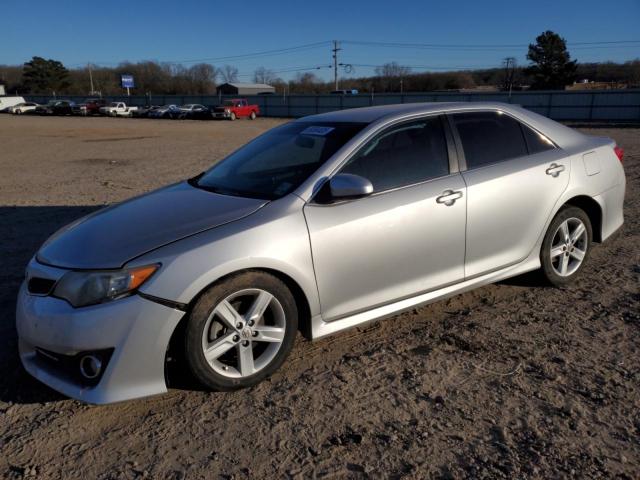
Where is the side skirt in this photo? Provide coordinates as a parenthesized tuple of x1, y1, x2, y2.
(309, 256, 541, 340)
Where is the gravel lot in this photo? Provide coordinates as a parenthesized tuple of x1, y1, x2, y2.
(0, 115, 638, 479)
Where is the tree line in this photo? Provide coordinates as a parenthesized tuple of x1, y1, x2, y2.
(1, 31, 638, 96)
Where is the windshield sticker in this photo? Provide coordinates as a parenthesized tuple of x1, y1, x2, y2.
(301, 126, 335, 136)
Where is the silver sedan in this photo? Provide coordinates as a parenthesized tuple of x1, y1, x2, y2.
(16, 102, 625, 403)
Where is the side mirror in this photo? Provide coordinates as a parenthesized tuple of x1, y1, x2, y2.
(328, 173, 373, 200)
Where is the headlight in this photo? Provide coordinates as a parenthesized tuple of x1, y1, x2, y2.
(53, 264, 159, 307)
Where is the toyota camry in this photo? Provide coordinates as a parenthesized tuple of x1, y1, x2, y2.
(16, 102, 625, 403)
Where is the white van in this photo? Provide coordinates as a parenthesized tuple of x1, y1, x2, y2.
(0, 96, 26, 112)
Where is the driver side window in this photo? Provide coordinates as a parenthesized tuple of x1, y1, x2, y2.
(340, 116, 450, 192)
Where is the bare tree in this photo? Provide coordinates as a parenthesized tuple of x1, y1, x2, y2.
(219, 65, 239, 83)
(375, 62, 412, 78)
(188, 63, 217, 93)
(374, 62, 412, 92)
(253, 66, 276, 85)
(291, 72, 322, 93)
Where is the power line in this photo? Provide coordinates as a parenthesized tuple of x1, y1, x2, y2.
(347, 63, 499, 71)
(164, 41, 331, 65)
(341, 39, 640, 50)
(64, 37, 640, 72)
(236, 65, 332, 78)
(68, 41, 331, 67)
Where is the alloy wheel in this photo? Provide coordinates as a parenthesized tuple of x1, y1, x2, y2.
(201, 288, 286, 378)
(549, 217, 588, 277)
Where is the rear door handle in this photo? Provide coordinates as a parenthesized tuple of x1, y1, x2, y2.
(436, 189, 463, 206)
(545, 163, 565, 177)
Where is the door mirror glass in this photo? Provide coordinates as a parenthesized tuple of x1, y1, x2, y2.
(329, 173, 373, 200)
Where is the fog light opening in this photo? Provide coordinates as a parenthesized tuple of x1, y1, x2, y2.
(79, 355, 102, 379)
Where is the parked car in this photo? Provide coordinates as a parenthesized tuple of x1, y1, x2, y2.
(0, 96, 26, 112)
(99, 102, 138, 117)
(212, 99, 259, 120)
(131, 105, 161, 118)
(36, 100, 75, 115)
(16, 102, 625, 404)
(148, 104, 181, 119)
(73, 98, 108, 116)
(177, 104, 211, 120)
(9, 102, 39, 115)
(330, 89, 359, 95)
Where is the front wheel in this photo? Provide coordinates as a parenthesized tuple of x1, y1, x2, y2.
(540, 206, 592, 286)
(229, 112, 236, 121)
(249, 111, 256, 120)
(184, 271, 298, 391)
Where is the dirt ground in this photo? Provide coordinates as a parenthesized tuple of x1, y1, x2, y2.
(0, 115, 638, 479)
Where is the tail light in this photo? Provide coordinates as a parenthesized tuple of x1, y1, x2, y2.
(614, 145, 624, 163)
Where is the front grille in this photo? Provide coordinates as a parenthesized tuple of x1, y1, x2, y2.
(28, 277, 56, 295)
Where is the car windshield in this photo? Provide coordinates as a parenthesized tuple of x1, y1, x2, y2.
(193, 122, 367, 200)
(181, 104, 194, 109)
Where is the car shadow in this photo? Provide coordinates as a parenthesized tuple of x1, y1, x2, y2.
(0, 205, 101, 404)
(0, 204, 214, 404)
(497, 270, 549, 288)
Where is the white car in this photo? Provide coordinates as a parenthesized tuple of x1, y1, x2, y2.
(99, 102, 138, 117)
(9, 102, 39, 115)
(0, 96, 26, 112)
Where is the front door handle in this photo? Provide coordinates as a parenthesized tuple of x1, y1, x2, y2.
(545, 163, 565, 177)
(436, 189, 463, 206)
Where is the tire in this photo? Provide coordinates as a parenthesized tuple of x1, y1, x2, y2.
(229, 112, 236, 121)
(184, 271, 298, 391)
(15, 109, 22, 115)
(249, 111, 256, 120)
(540, 206, 592, 287)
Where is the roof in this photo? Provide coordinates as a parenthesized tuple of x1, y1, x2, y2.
(298, 101, 585, 148)
(221, 83, 274, 89)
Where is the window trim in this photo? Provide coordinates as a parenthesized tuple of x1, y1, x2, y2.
(309, 113, 461, 205)
(447, 109, 559, 172)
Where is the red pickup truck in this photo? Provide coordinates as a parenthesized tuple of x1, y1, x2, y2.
(212, 99, 259, 120)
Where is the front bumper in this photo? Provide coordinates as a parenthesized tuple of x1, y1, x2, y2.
(16, 281, 184, 404)
(213, 111, 231, 118)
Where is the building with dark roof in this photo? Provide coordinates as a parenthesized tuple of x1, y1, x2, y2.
(216, 82, 276, 95)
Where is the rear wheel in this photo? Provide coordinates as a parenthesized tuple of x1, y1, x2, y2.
(540, 206, 592, 286)
(184, 271, 298, 390)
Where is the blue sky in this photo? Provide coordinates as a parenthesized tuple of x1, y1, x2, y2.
(2, 0, 639, 81)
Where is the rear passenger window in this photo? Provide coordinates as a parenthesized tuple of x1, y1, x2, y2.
(522, 125, 556, 154)
(452, 111, 528, 169)
(341, 116, 449, 192)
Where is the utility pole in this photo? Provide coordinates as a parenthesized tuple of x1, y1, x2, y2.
(502, 57, 516, 100)
(88, 63, 95, 94)
(332, 40, 341, 91)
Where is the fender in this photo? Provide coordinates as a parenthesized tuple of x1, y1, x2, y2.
(129, 196, 321, 318)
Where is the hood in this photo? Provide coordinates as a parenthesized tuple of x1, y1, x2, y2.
(37, 181, 267, 269)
